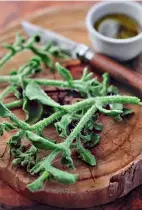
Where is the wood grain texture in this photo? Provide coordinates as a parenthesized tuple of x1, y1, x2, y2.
(0, 2, 142, 210)
(0, 1, 92, 32)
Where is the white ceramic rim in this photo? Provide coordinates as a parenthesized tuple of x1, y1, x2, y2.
(86, 1, 142, 44)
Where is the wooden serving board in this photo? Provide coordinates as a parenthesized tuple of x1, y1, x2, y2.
(0, 3, 142, 210)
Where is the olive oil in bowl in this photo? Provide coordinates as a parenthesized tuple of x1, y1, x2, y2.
(94, 14, 141, 39)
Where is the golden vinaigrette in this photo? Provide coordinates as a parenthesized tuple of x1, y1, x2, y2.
(94, 14, 141, 39)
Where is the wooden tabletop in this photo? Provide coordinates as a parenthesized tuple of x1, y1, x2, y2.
(0, 1, 142, 210)
(0, 1, 90, 32)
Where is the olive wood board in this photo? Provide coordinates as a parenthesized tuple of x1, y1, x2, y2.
(0, 3, 142, 210)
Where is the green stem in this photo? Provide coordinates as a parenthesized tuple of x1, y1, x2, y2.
(27, 79, 86, 91)
(0, 51, 14, 68)
(0, 75, 83, 90)
(1, 95, 140, 134)
(32, 111, 64, 132)
(26, 131, 60, 150)
(5, 99, 23, 109)
(27, 150, 60, 191)
(27, 171, 49, 192)
(65, 104, 97, 146)
(0, 86, 12, 100)
(44, 149, 60, 164)
(31, 98, 95, 132)
(0, 75, 19, 83)
(63, 98, 95, 112)
(9, 112, 30, 130)
(14, 95, 141, 133)
(27, 78, 73, 87)
(0, 35, 38, 68)
(97, 95, 141, 105)
(63, 95, 141, 147)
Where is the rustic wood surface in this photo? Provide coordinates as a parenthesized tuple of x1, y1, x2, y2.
(0, 1, 93, 32)
(0, 2, 142, 210)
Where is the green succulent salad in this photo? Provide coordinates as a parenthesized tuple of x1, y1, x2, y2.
(0, 34, 141, 191)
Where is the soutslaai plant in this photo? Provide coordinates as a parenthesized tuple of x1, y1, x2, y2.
(0, 34, 141, 191)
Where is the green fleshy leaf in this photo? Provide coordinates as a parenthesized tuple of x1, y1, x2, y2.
(79, 133, 92, 143)
(108, 85, 119, 95)
(93, 113, 99, 121)
(96, 102, 123, 117)
(3, 122, 15, 132)
(38, 51, 52, 68)
(61, 155, 75, 169)
(55, 114, 72, 137)
(10, 85, 22, 99)
(81, 68, 94, 82)
(86, 133, 100, 148)
(10, 70, 17, 75)
(113, 114, 123, 122)
(110, 103, 123, 110)
(25, 81, 62, 109)
(23, 98, 43, 124)
(46, 166, 78, 184)
(0, 102, 11, 117)
(8, 130, 23, 148)
(13, 157, 22, 165)
(13, 145, 39, 171)
(26, 131, 56, 150)
(100, 73, 109, 96)
(0, 122, 15, 136)
(0, 126, 3, 136)
(28, 171, 49, 192)
(3, 44, 15, 52)
(92, 133, 100, 146)
(19, 57, 41, 77)
(48, 46, 69, 59)
(29, 161, 43, 175)
(121, 107, 133, 117)
(77, 144, 96, 166)
(56, 62, 73, 84)
(81, 68, 88, 81)
(28, 166, 77, 191)
(43, 42, 53, 51)
(15, 33, 25, 45)
(30, 46, 53, 69)
(79, 69, 103, 97)
(94, 122, 103, 131)
(114, 107, 133, 121)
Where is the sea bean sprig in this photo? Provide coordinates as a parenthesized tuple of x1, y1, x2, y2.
(0, 33, 69, 69)
(0, 60, 119, 124)
(0, 62, 116, 102)
(0, 94, 141, 191)
(0, 34, 141, 192)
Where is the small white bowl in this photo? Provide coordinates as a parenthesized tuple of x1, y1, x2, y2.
(86, 1, 142, 61)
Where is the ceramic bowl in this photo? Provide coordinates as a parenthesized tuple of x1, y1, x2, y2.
(86, 1, 142, 61)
